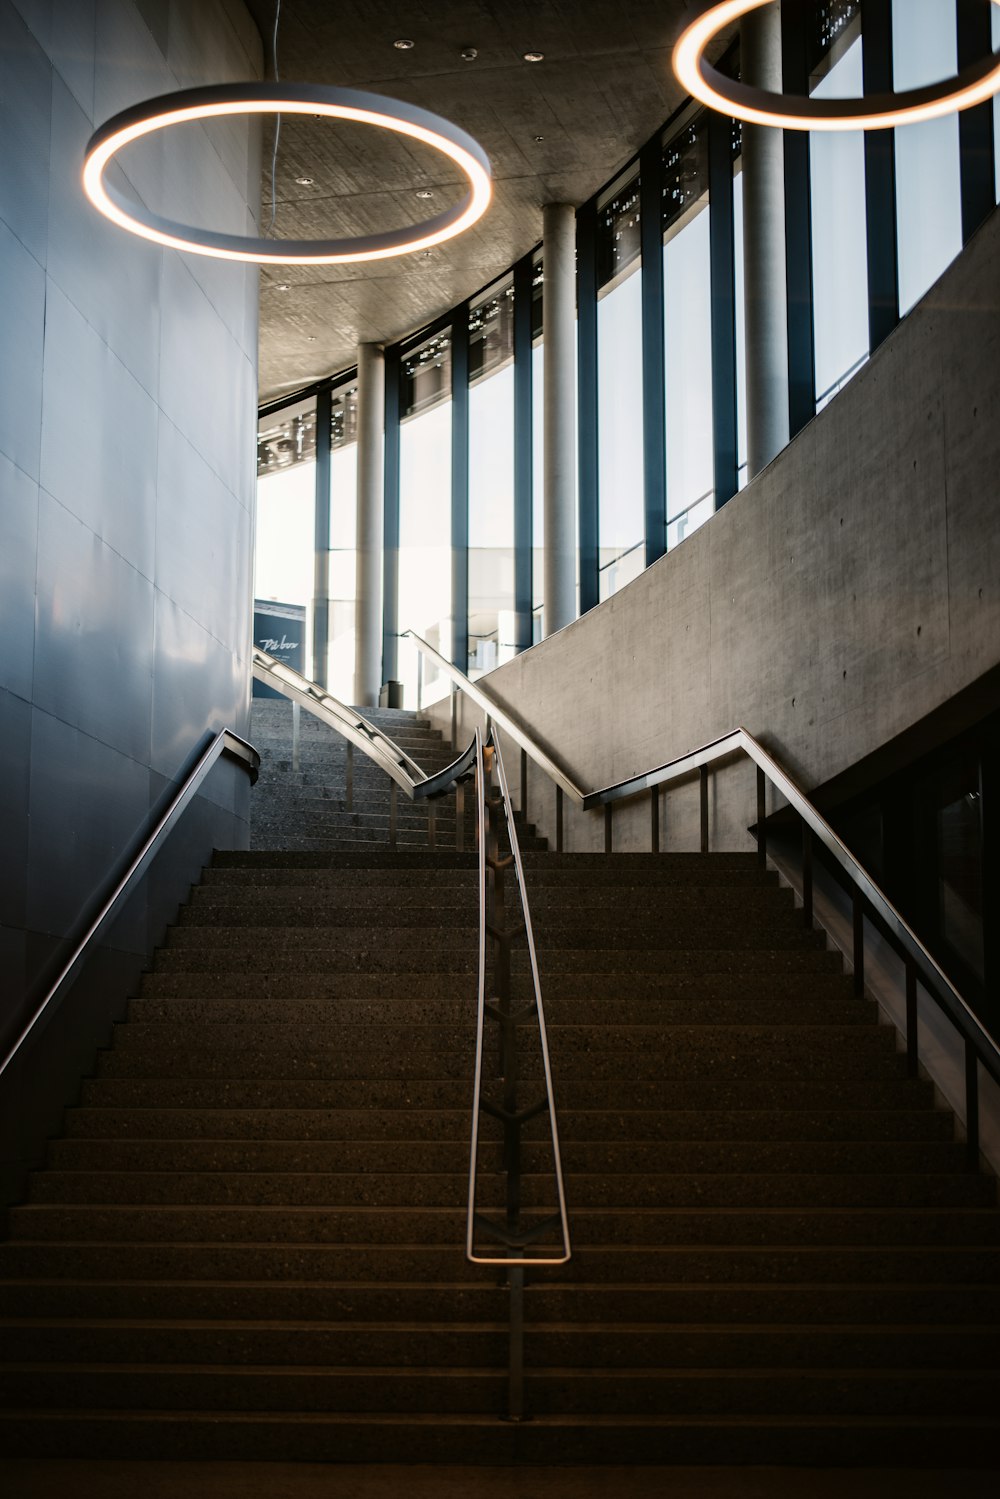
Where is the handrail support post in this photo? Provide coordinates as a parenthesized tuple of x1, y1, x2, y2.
(651, 786, 660, 854)
(852, 890, 865, 997)
(756, 767, 766, 866)
(801, 823, 813, 929)
(699, 765, 709, 854)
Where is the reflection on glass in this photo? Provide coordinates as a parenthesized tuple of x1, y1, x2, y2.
(398, 331, 452, 708)
(468, 280, 516, 677)
(663, 114, 714, 546)
(255, 395, 317, 677)
(328, 382, 358, 702)
(893, 0, 962, 317)
(810, 30, 869, 407)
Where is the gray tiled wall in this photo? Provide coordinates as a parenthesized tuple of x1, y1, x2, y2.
(0, 0, 263, 1200)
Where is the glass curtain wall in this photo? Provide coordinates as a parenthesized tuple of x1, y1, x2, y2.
(468, 278, 516, 677)
(398, 330, 453, 706)
(809, 6, 869, 409)
(327, 380, 358, 702)
(663, 114, 715, 548)
(255, 394, 317, 676)
(892, 0, 963, 316)
(732, 123, 748, 490)
(596, 173, 644, 600)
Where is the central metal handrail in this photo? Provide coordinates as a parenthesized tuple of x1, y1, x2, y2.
(468, 724, 571, 1421)
(403, 632, 1000, 1166)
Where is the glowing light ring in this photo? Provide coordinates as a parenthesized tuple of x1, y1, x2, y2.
(83, 83, 492, 263)
(674, 0, 1000, 132)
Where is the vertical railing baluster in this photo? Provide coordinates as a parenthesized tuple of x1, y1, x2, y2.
(905, 961, 918, 1078)
(388, 779, 397, 849)
(756, 767, 767, 866)
(450, 686, 458, 753)
(965, 1041, 980, 1171)
(520, 747, 528, 823)
(291, 700, 301, 773)
(345, 741, 353, 811)
(427, 800, 436, 850)
(852, 891, 865, 996)
(556, 786, 564, 853)
(604, 802, 613, 854)
(699, 765, 709, 853)
(802, 823, 813, 929)
(651, 786, 660, 853)
(455, 780, 465, 852)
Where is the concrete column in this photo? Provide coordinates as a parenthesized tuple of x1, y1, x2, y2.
(354, 342, 384, 707)
(741, 1, 790, 479)
(542, 202, 578, 637)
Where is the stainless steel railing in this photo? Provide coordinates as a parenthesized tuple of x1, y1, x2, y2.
(252, 647, 477, 849)
(468, 725, 570, 1420)
(253, 650, 571, 1418)
(403, 632, 1000, 1167)
(0, 727, 260, 1080)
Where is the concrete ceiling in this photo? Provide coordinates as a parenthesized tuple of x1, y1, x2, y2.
(245, 1, 707, 401)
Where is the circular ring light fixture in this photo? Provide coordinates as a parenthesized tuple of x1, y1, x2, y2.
(674, 0, 1000, 132)
(82, 82, 492, 264)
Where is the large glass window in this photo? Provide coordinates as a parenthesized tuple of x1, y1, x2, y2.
(893, 0, 963, 316)
(531, 260, 545, 640)
(732, 123, 748, 490)
(398, 330, 452, 707)
(809, 11, 869, 409)
(327, 381, 358, 702)
(468, 278, 516, 677)
(597, 172, 644, 600)
(255, 395, 317, 677)
(663, 114, 715, 547)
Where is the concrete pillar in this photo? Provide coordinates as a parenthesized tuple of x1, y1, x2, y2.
(741, 1, 790, 479)
(354, 342, 384, 707)
(542, 202, 578, 637)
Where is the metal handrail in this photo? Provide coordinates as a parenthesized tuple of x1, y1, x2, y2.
(252, 647, 428, 794)
(403, 634, 1000, 1160)
(402, 631, 586, 805)
(468, 724, 571, 1421)
(0, 727, 259, 1079)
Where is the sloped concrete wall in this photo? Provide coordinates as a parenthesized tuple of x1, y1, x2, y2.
(438, 207, 1000, 857)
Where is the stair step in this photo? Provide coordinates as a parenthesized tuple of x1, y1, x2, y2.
(1, 1363, 998, 1419)
(9, 1204, 1000, 1246)
(63, 1105, 955, 1144)
(1, 1408, 997, 1466)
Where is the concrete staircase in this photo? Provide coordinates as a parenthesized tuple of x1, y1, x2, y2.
(248, 696, 545, 852)
(0, 705, 998, 1462)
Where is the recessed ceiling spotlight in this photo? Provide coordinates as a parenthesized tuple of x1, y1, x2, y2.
(394, 38, 415, 50)
(419, 250, 434, 260)
(533, 134, 545, 142)
(275, 281, 291, 291)
(306, 335, 317, 341)
(294, 175, 313, 185)
(523, 51, 544, 63)
(461, 47, 478, 61)
(415, 188, 435, 199)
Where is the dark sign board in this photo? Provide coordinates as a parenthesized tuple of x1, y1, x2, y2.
(253, 600, 306, 699)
